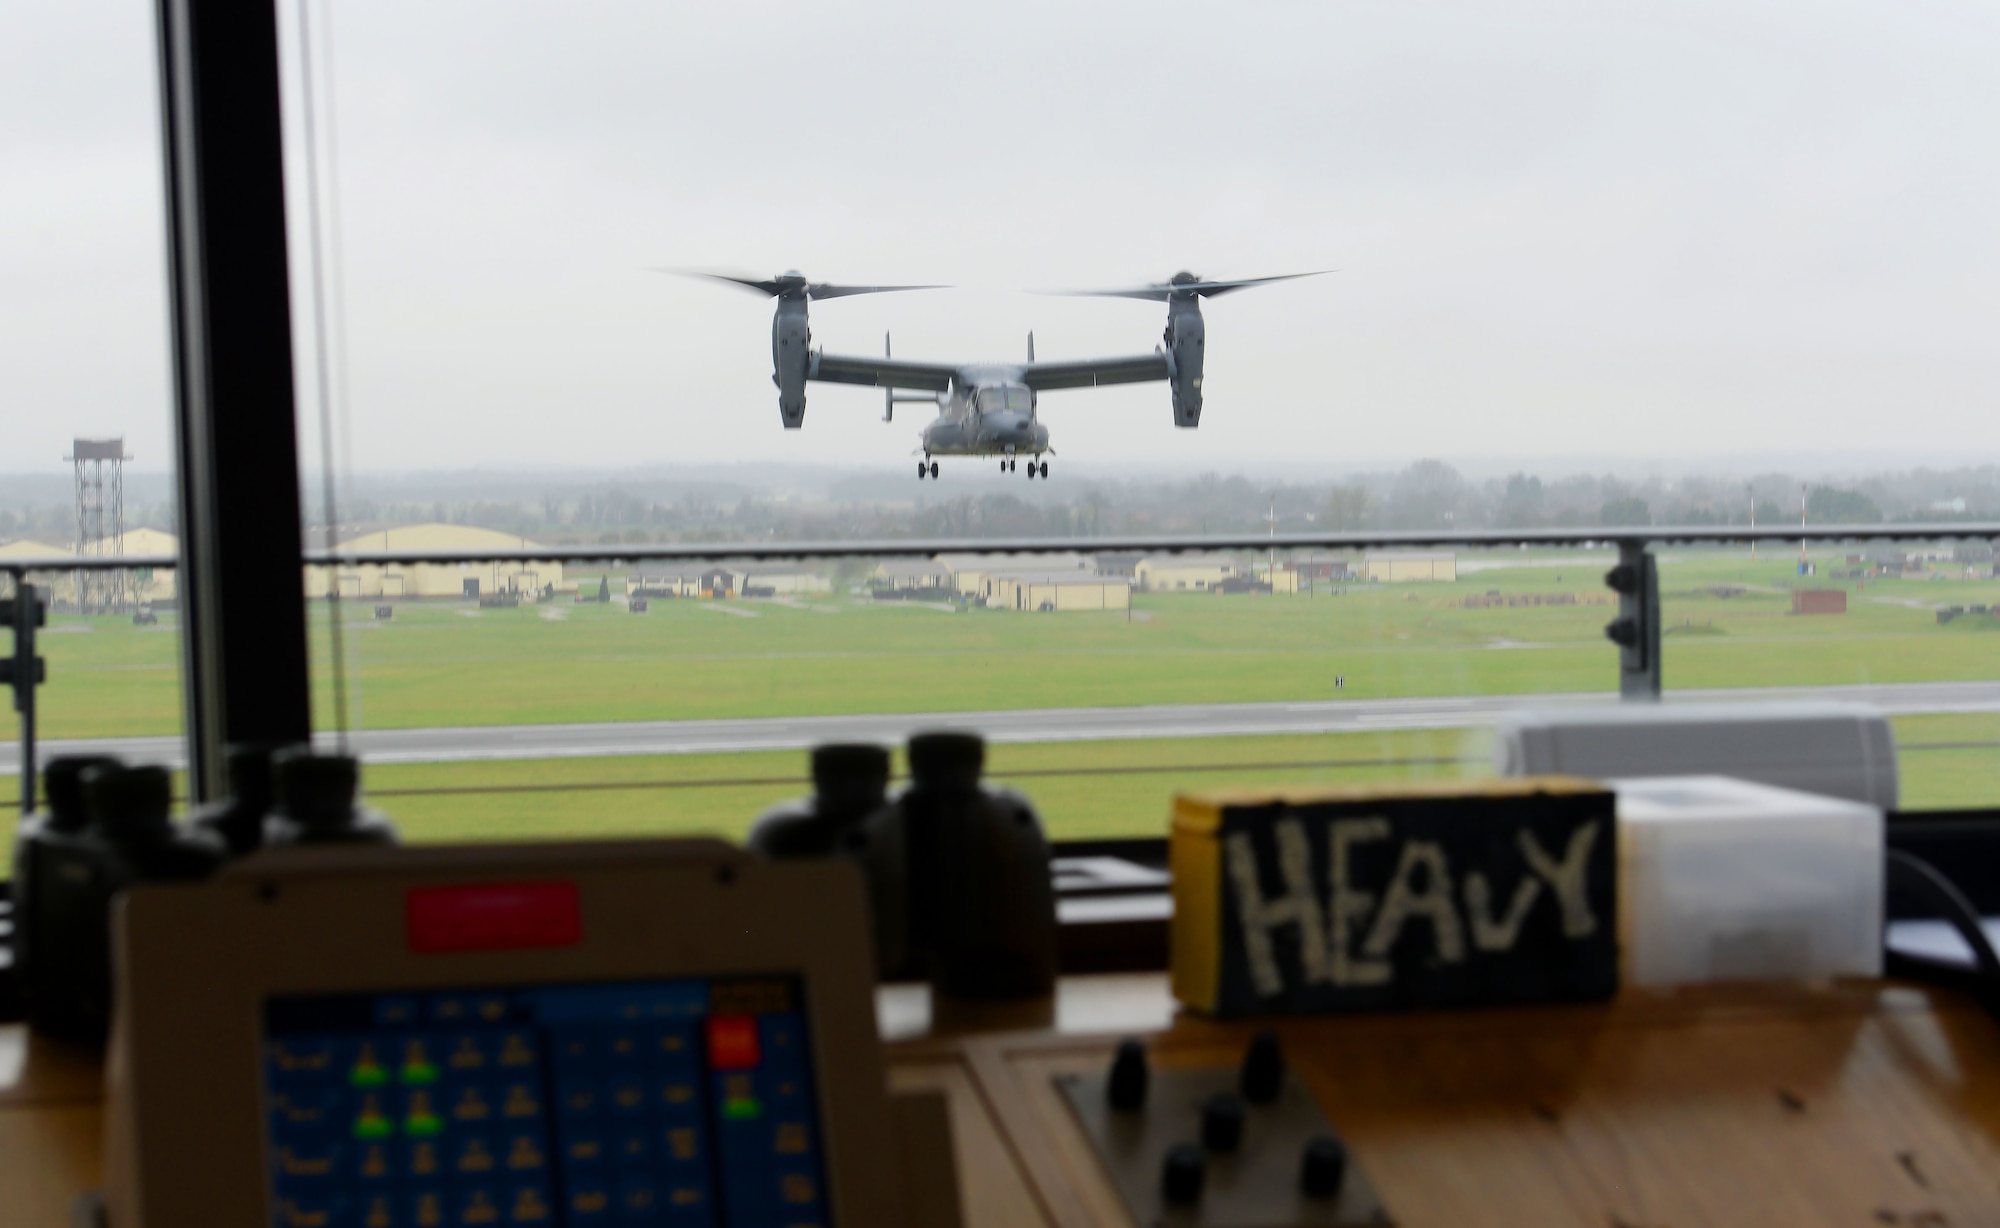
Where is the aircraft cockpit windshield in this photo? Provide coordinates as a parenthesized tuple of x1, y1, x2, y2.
(978, 387, 1032, 413)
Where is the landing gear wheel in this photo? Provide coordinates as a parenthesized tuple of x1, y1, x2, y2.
(929, 461, 939, 479)
(917, 461, 927, 479)
(999, 460, 1006, 473)
(1039, 461, 1049, 478)
(1026, 464, 1036, 480)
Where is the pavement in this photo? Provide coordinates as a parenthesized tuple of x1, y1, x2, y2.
(3, 680, 1997, 773)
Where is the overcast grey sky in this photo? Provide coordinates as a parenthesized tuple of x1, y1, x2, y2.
(4, 0, 1998, 478)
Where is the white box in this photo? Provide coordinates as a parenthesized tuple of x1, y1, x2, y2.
(1614, 775, 1883, 988)
(1494, 702, 1899, 810)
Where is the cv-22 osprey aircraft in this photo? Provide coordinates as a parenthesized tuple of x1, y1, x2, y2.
(678, 269, 1326, 479)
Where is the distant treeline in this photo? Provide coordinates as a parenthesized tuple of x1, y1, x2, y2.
(306, 461, 2000, 546)
(5, 462, 1995, 548)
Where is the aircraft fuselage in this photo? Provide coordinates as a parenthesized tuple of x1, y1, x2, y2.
(916, 368, 1051, 459)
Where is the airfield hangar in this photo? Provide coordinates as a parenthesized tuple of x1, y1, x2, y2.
(302, 523, 564, 600)
(1363, 550, 1459, 582)
(940, 552, 1094, 600)
(985, 572, 1132, 612)
(1133, 554, 1238, 591)
(0, 528, 180, 608)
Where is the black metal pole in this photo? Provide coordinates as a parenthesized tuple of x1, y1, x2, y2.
(155, 0, 313, 799)
(1604, 541, 1661, 701)
(2, 578, 44, 814)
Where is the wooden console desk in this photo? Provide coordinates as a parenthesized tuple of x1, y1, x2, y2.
(6, 975, 1999, 1226)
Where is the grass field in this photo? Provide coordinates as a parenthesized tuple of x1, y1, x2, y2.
(22, 548, 2000, 739)
(3, 546, 1994, 863)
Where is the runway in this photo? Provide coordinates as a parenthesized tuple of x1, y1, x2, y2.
(5, 680, 1997, 774)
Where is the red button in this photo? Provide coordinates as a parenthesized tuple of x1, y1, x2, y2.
(706, 1015, 760, 1070)
(405, 882, 582, 954)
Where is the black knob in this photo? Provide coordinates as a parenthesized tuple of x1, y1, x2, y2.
(1201, 1094, 1245, 1154)
(1240, 1029, 1285, 1104)
(1300, 1135, 1347, 1198)
(1605, 617, 1639, 647)
(1107, 1038, 1149, 1112)
(1604, 563, 1638, 595)
(1160, 1143, 1205, 1206)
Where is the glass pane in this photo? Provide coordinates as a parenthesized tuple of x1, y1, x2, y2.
(279, 1, 1998, 851)
(1, 1, 182, 874)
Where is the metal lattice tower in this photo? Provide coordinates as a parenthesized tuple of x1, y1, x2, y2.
(69, 437, 128, 612)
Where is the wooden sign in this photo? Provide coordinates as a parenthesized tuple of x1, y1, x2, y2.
(1171, 778, 1617, 1016)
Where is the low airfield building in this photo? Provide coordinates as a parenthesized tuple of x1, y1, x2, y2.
(631, 567, 703, 598)
(2, 530, 180, 607)
(1134, 554, 1238, 591)
(729, 567, 831, 597)
(1289, 554, 1354, 582)
(985, 572, 1132, 612)
(1256, 565, 1302, 594)
(304, 524, 562, 600)
(0, 540, 77, 603)
(1363, 551, 1458, 583)
(872, 559, 953, 590)
(941, 552, 1092, 599)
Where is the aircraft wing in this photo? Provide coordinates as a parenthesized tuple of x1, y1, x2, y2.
(809, 351, 956, 392)
(1021, 352, 1171, 391)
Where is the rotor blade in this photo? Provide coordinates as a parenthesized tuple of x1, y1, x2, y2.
(1037, 287, 1175, 302)
(652, 269, 785, 296)
(1037, 270, 1335, 301)
(805, 283, 947, 300)
(1188, 270, 1337, 297)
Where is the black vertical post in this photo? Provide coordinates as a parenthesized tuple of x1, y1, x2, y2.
(1604, 541, 1661, 701)
(156, 0, 313, 799)
(2, 580, 47, 813)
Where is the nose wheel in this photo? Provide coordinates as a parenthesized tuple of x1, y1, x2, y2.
(918, 460, 939, 480)
(1026, 460, 1048, 479)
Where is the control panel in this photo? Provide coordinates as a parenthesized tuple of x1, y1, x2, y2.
(1056, 1032, 1387, 1227)
(262, 977, 825, 1228)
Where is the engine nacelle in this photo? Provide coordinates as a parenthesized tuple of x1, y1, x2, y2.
(1166, 301, 1205, 428)
(772, 297, 811, 428)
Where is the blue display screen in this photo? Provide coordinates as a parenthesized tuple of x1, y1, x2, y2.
(260, 977, 828, 1227)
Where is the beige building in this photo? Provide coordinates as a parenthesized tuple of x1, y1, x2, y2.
(110, 528, 180, 603)
(729, 567, 831, 596)
(1363, 551, 1458, 583)
(985, 573, 1132, 612)
(938, 552, 1092, 597)
(1, 530, 180, 606)
(942, 554, 1093, 601)
(631, 569, 703, 598)
(304, 524, 562, 600)
(1134, 554, 1238, 591)
(0, 539, 74, 602)
(1257, 565, 1302, 594)
(872, 559, 953, 590)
